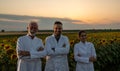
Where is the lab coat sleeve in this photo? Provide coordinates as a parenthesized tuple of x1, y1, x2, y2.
(30, 41, 47, 58)
(45, 37, 55, 55)
(91, 43, 97, 58)
(74, 44, 89, 63)
(30, 40, 47, 58)
(54, 37, 70, 55)
(30, 49, 47, 58)
(16, 37, 24, 59)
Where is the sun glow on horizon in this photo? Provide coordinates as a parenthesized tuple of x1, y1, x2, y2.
(0, 0, 120, 25)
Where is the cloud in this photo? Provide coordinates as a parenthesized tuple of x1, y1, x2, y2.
(0, 18, 39, 23)
(59, 18, 84, 24)
(0, 14, 119, 31)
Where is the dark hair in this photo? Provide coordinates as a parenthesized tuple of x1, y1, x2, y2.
(79, 30, 86, 36)
(54, 21, 63, 25)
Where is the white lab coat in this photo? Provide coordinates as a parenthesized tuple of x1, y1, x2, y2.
(16, 35, 46, 71)
(74, 41, 96, 71)
(44, 34, 70, 71)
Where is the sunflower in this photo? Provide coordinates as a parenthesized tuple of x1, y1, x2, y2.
(70, 40, 74, 45)
(11, 54, 17, 60)
(109, 39, 114, 44)
(99, 39, 107, 46)
(0, 43, 4, 47)
(6, 48, 15, 55)
(4, 44, 11, 50)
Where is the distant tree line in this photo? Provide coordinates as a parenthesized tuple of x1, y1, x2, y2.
(0, 29, 120, 33)
(1, 29, 5, 32)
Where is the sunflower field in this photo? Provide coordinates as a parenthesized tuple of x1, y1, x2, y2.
(0, 31, 120, 71)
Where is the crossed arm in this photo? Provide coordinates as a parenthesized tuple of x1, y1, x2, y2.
(45, 37, 70, 56)
(18, 47, 44, 56)
(74, 45, 97, 63)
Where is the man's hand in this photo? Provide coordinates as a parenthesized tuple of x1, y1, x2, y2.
(77, 54, 81, 57)
(18, 51, 30, 56)
(37, 47, 44, 51)
(89, 56, 97, 62)
(51, 48, 55, 52)
(62, 43, 66, 48)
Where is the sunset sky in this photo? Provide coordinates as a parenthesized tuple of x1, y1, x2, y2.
(0, 0, 120, 31)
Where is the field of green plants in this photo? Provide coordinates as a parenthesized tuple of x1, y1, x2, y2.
(0, 31, 120, 71)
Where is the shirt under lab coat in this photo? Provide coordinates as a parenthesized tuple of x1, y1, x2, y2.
(74, 41, 96, 71)
(16, 35, 46, 71)
(44, 34, 70, 71)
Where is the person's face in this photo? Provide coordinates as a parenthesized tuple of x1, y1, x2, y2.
(53, 24, 62, 36)
(79, 32, 87, 42)
(27, 23, 38, 35)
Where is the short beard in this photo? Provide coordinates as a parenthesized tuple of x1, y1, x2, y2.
(31, 33, 36, 36)
(29, 32, 36, 36)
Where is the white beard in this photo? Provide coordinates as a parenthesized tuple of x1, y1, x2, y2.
(29, 32, 36, 36)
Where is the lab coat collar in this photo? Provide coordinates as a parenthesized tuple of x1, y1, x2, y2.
(79, 41, 88, 45)
(26, 34, 37, 39)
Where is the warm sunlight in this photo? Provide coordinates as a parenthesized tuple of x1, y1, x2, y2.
(0, 0, 119, 30)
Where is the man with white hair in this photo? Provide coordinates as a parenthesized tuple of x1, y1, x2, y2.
(16, 21, 46, 71)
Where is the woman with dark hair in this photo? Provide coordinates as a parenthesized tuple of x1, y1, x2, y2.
(74, 31, 97, 71)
